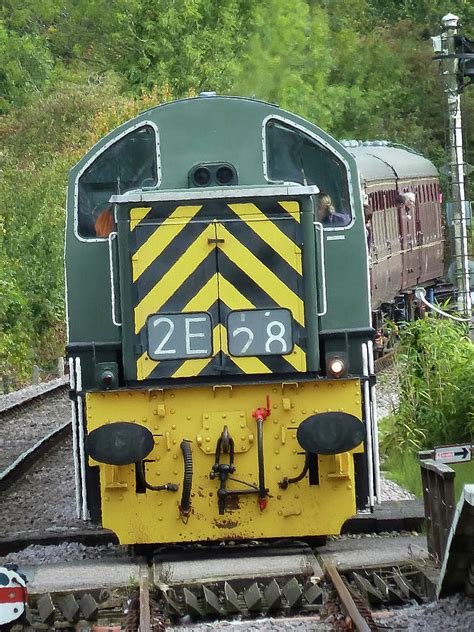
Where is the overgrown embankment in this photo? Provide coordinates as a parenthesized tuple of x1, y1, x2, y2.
(0, 81, 165, 381)
(381, 318, 474, 497)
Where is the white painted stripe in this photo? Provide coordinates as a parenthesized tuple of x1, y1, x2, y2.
(368, 340, 381, 504)
(77, 395, 89, 521)
(75, 357, 82, 392)
(70, 400, 82, 519)
(68, 357, 75, 390)
(362, 343, 375, 508)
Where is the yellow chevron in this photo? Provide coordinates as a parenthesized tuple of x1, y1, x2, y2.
(136, 273, 219, 380)
(218, 276, 253, 310)
(224, 202, 261, 216)
(287, 344, 306, 371)
(132, 205, 203, 282)
(278, 200, 300, 221)
(135, 224, 214, 333)
(229, 204, 302, 274)
(219, 277, 305, 372)
(130, 207, 153, 232)
(217, 224, 305, 327)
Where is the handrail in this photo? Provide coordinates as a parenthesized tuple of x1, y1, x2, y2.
(108, 231, 122, 327)
(314, 222, 327, 316)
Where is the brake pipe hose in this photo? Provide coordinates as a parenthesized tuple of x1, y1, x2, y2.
(136, 460, 178, 492)
(180, 440, 193, 516)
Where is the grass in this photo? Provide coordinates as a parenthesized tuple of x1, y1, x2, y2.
(384, 449, 474, 502)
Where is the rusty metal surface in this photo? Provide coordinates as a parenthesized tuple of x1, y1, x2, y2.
(325, 562, 372, 632)
(373, 348, 396, 373)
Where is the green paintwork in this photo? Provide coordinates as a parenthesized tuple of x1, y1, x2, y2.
(65, 95, 371, 388)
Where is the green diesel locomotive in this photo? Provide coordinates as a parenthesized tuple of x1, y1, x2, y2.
(65, 95, 378, 544)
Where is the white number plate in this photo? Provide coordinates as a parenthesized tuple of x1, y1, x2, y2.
(147, 312, 212, 360)
(227, 309, 293, 356)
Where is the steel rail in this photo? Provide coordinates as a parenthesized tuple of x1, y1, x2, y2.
(0, 420, 71, 493)
(0, 380, 69, 418)
(325, 562, 371, 632)
(373, 347, 397, 373)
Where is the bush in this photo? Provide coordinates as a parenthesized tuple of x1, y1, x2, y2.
(380, 318, 474, 454)
(0, 77, 169, 383)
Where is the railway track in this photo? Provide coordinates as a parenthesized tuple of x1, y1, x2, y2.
(9, 558, 431, 630)
(0, 378, 68, 417)
(325, 563, 376, 631)
(0, 421, 71, 493)
(0, 380, 71, 493)
(373, 347, 397, 373)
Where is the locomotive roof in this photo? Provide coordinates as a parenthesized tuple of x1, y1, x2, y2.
(342, 143, 438, 182)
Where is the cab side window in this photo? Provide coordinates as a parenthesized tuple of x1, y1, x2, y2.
(266, 120, 351, 226)
(77, 124, 158, 238)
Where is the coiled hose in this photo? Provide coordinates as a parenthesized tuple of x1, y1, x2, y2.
(180, 440, 193, 516)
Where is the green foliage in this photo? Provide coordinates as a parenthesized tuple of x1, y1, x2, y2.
(381, 318, 474, 455)
(383, 449, 423, 497)
(110, 0, 255, 96)
(367, 0, 474, 32)
(0, 77, 165, 380)
(383, 448, 474, 500)
(0, 20, 53, 112)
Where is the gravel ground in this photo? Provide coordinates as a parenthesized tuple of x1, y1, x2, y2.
(376, 365, 400, 421)
(373, 593, 474, 631)
(376, 366, 415, 502)
(380, 476, 415, 501)
(167, 616, 333, 631)
(0, 434, 100, 539)
(2, 541, 127, 565)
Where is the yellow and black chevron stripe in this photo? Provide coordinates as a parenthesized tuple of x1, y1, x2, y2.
(128, 200, 306, 380)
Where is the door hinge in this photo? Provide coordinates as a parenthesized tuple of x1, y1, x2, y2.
(208, 238, 225, 244)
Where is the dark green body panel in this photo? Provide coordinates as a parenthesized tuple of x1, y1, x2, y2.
(65, 96, 371, 388)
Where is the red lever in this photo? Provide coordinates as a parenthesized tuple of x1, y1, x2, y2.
(258, 497, 268, 511)
(252, 395, 271, 422)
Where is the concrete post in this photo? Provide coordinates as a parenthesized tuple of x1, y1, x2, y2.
(57, 357, 65, 377)
(2, 375, 10, 395)
(32, 365, 41, 384)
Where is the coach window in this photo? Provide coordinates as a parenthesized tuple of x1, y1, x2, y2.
(266, 120, 351, 226)
(77, 124, 158, 238)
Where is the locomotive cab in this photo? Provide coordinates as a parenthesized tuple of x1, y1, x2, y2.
(65, 95, 378, 544)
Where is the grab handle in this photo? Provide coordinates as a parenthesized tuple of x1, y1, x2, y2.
(314, 222, 327, 317)
(108, 231, 121, 326)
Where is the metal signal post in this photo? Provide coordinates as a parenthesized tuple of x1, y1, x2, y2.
(437, 13, 472, 320)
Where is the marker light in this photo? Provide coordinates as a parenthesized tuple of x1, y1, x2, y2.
(327, 356, 347, 378)
(101, 370, 114, 389)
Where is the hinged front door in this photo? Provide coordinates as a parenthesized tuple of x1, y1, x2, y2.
(128, 205, 221, 380)
(215, 201, 307, 375)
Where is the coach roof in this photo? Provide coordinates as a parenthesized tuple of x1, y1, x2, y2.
(343, 142, 438, 182)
